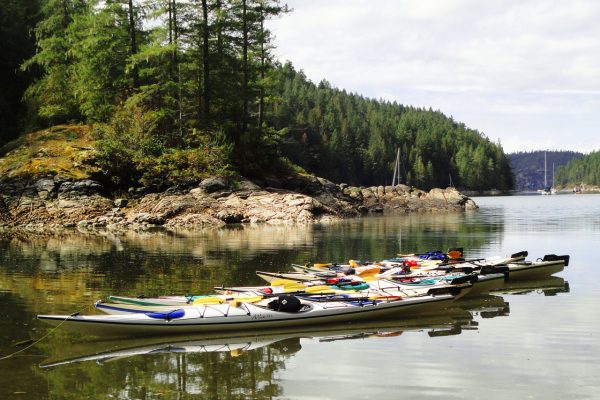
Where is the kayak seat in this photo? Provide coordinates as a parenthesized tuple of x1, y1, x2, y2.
(146, 309, 185, 321)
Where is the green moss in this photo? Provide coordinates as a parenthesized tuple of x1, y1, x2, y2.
(0, 125, 98, 181)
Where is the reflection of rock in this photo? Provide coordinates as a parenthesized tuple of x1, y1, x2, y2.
(0, 174, 477, 229)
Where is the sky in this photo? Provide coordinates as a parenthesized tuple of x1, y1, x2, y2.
(267, 0, 600, 154)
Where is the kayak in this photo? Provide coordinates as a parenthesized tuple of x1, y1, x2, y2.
(37, 293, 459, 337)
(504, 255, 569, 280)
(256, 270, 341, 283)
(442, 255, 569, 280)
(299, 250, 529, 274)
(255, 270, 474, 299)
(100, 275, 472, 313)
(108, 292, 266, 307)
(39, 306, 484, 368)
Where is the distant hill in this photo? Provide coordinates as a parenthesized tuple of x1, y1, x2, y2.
(508, 151, 584, 191)
(555, 151, 600, 188)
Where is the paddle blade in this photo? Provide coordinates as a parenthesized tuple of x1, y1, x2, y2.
(283, 285, 308, 293)
(355, 265, 381, 276)
(305, 285, 336, 294)
(192, 297, 225, 305)
(447, 247, 463, 259)
(271, 278, 301, 287)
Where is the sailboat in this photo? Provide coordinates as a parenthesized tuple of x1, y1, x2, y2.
(539, 152, 556, 195)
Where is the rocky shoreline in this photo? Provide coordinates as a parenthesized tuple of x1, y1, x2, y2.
(0, 175, 478, 231)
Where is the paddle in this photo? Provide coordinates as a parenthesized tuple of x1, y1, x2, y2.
(447, 247, 464, 259)
(192, 295, 264, 305)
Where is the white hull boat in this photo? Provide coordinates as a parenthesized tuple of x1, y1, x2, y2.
(505, 257, 568, 280)
(38, 293, 458, 337)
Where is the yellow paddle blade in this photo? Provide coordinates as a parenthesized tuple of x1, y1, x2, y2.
(355, 266, 381, 276)
(193, 297, 225, 305)
(313, 263, 332, 269)
(305, 285, 336, 294)
(362, 275, 379, 282)
(349, 259, 360, 267)
(283, 286, 307, 293)
(271, 278, 300, 287)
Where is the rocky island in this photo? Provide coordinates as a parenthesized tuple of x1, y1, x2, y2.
(0, 126, 477, 231)
(0, 174, 477, 231)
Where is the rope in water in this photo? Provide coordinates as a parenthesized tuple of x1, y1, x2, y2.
(0, 311, 82, 361)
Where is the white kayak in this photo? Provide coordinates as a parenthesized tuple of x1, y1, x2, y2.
(37, 293, 458, 337)
(396, 254, 568, 281)
(107, 292, 267, 307)
(104, 275, 473, 311)
(504, 255, 569, 280)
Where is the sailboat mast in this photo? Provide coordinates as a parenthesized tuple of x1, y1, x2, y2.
(392, 148, 399, 186)
(544, 152, 547, 188)
(396, 148, 401, 184)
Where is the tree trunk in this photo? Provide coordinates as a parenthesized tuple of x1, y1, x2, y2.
(201, 0, 210, 122)
(172, 0, 178, 67)
(172, 0, 181, 136)
(127, 0, 139, 88)
(241, 0, 248, 136)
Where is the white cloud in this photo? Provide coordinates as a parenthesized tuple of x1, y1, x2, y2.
(268, 0, 600, 153)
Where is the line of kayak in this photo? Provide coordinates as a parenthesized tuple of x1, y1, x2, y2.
(37, 249, 569, 337)
(38, 275, 570, 368)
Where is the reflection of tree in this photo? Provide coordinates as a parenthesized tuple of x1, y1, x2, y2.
(0, 293, 50, 399)
(37, 342, 292, 399)
(304, 213, 503, 264)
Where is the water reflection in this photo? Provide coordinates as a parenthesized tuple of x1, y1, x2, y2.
(34, 276, 569, 400)
(492, 276, 570, 296)
(35, 297, 498, 399)
(1, 205, 585, 399)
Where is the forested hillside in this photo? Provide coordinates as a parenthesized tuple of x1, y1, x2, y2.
(268, 66, 513, 189)
(0, 0, 514, 192)
(555, 151, 600, 187)
(508, 151, 583, 190)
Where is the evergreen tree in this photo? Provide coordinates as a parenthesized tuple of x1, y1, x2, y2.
(10, 0, 514, 192)
(21, 0, 89, 124)
(0, 0, 42, 145)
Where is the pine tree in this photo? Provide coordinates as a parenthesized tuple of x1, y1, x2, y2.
(22, 0, 89, 123)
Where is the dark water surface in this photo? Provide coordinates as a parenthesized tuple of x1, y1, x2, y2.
(0, 194, 598, 399)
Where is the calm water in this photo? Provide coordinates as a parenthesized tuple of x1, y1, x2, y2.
(0, 194, 598, 399)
